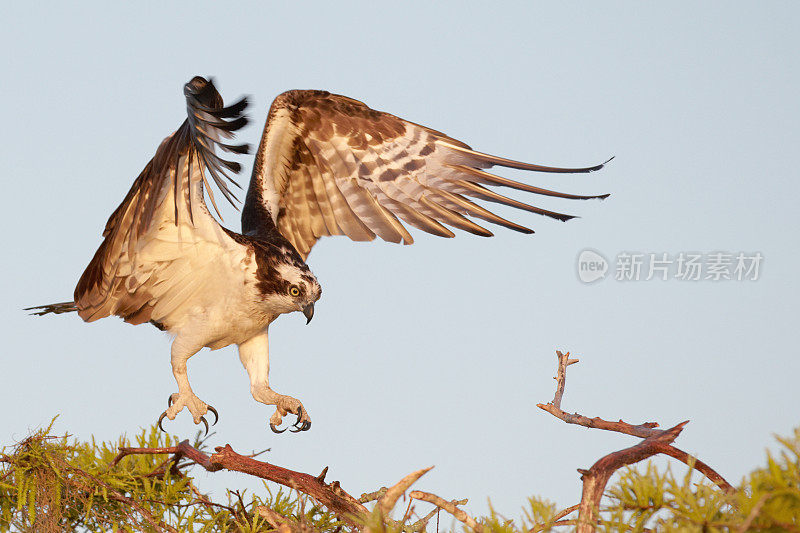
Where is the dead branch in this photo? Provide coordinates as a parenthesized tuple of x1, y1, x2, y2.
(111, 440, 220, 471)
(551, 503, 579, 523)
(537, 350, 734, 493)
(537, 351, 662, 438)
(359, 487, 388, 503)
(551, 351, 580, 409)
(256, 505, 294, 533)
(409, 490, 483, 533)
(409, 498, 467, 531)
(530, 504, 579, 532)
(210, 444, 368, 525)
(576, 422, 687, 532)
(109, 440, 367, 526)
(378, 467, 433, 515)
(655, 444, 733, 491)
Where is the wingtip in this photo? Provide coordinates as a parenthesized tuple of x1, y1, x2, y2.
(596, 156, 615, 169)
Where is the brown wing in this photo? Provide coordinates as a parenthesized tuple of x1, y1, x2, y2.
(243, 90, 610, 259)
(74, 77, 249, 324)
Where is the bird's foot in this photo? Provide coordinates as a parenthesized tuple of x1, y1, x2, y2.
(269, 395, 311, 434)
(157, 392, 218, 434)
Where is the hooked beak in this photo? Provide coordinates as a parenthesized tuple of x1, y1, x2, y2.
(302, 302, 315, 324)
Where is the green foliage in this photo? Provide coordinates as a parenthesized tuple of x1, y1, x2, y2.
(480, 428, 800, 532)
(0, 418, 342, 532)
(1, 420, 799, 532)
(597, 429, 800, 531)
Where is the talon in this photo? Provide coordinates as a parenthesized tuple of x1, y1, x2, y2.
(199, 416, 209, 435)
(167, 395, 174, 408)
(289, 409, 311, 432)
(207, 405, 219, 426)
(270, 423, 287, 434)
(157, 411, 169, 432)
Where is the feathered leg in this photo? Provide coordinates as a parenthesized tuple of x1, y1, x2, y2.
(157, 336, 217, 433)
(238, 330, 311, 433)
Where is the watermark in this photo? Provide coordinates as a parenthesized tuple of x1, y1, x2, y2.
(577, 250, 763, 283)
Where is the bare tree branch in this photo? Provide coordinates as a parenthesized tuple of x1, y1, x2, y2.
(109, 440, 367, 526)
(537, 351, 661, 438)
(409, 490, 483, 533)
(537, 350, 735, 493)
(209, 444, 368, 525)
(256, 505, 294, 533)
(530, 503, 580, 532)
(378, 467, 433, 515)
(576, 422, 687, 533)
(359, 487, 388, 504)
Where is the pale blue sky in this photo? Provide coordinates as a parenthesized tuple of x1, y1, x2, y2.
(2, 1, 799, 520)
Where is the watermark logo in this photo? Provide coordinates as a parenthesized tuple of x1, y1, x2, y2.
(577, 249, 609, 283)
(577, 250, 763, 283)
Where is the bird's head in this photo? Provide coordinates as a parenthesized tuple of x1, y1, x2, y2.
(266, 253, 322, 324)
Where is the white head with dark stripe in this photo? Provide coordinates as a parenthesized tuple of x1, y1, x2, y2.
(254, 244, 321, 323)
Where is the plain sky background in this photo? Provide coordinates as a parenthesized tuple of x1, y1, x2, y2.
(2, 1, 799, 522)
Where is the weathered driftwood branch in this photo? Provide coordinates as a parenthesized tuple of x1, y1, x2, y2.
(537, 350, 734, 493)
(576, 421, 687, 532)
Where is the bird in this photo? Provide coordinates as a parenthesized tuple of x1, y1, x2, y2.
(28, 76, 610, 434)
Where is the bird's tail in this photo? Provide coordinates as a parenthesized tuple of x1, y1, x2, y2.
(24, 301, 78, 316)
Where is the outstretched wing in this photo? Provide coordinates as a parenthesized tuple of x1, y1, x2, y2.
(74, 76, 249, 324)
(244, 90, 609, 259)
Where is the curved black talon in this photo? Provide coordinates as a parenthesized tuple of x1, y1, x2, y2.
(207, 405, 219, 426)
(167, 394, 174, 408)
(157, 411, 169, 432)
(288, 407, 311, 433)
(199, 416, 210, 435)
(270, 406, 310, 434)
(289, 420, 311, 433)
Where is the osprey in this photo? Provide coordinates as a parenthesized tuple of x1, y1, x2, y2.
(29, 77, 610, 434)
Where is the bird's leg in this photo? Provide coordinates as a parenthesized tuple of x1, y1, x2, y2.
(238, 330, 311, 433)
(158, 338, 217, 432)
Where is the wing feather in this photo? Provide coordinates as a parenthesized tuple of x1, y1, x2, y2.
(74, 77, 250, 325)
(303, 151, 341, 236)
(242, 90, 610, 259)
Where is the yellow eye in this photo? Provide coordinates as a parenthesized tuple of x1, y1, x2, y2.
(289, 286, 300, 297)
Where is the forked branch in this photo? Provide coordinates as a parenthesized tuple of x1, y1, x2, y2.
(535, 350, 735, 533)
(537, 350, 733, 492)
